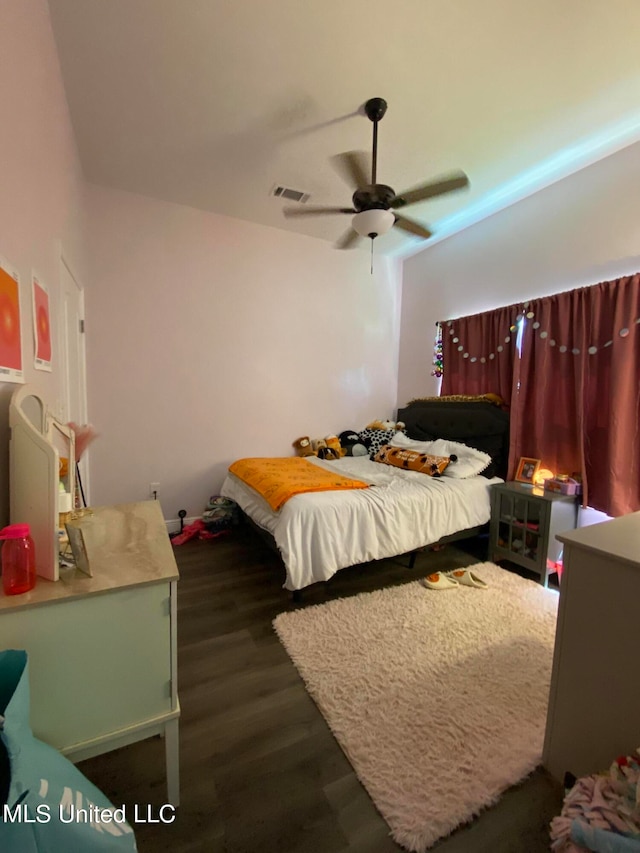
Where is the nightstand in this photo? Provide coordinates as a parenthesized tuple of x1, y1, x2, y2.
(489, 481, 579, 586)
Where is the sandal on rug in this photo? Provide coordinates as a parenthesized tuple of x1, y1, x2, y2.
(420, 572, 459, 590)
(446, 569, 488, 589)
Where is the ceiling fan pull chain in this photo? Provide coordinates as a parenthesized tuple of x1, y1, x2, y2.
(370, 239, 374, 275)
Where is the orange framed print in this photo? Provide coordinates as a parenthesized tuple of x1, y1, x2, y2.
(515, 457, 541, 484)
(0, 255, 24, 383)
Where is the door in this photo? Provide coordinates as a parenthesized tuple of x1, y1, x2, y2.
(59, 255, 89, 501)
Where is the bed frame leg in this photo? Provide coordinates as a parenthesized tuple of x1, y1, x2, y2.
(407, 552, 417, 569)
(291, 589, 302, 603)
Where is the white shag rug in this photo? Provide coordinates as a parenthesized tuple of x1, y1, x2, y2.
(273, 562, 559, 852)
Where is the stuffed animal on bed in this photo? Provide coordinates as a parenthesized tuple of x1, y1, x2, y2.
(360, 419, 407, 459)
(292, 436, 316, 457)
(317, 446, 341, 461)
(325, 435, 343, 456)
(366, 419, 406, 431)
(338, 430, 369, 457)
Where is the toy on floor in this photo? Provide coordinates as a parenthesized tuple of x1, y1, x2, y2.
(171, 518, 227, 546)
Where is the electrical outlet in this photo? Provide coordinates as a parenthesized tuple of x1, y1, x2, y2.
(150, 482, 160, 500)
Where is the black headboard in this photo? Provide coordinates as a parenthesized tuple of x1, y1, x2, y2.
(396, 400, 510, 479)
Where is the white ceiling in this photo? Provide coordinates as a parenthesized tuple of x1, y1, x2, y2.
(48, 0, 640, 257)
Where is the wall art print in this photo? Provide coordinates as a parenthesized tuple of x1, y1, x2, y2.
(32, 273, 52, 371)
(0, 255, 24, 383)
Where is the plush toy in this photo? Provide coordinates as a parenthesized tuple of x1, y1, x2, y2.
(325, 435, 343, 456)
(310, 438, 327, 453)
(366, 419, 406, 432)
(359, 420, 405, 459)
(317, 446, 341, 461)
(338, 429, 369, 457)
(292, 436, 316, 457)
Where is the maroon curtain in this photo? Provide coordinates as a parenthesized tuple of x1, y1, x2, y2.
(441, 302, 522, 402)
(511, 274, 640, 516)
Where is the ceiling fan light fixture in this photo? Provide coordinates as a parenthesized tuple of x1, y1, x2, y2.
(352, 208, 395, 239)
(282, 98, 468, 251)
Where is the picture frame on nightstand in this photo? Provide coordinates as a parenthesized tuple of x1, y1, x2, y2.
(515, 456, 541, 484)
(64, 522, 92, 576)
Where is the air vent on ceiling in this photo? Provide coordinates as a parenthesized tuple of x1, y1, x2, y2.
(272, 185, 310, 203)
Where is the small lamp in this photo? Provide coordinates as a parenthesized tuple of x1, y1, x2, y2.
(534, 467, 554, 487)
(352, 209, 395, 239)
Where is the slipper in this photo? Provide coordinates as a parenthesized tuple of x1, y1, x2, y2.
(446, 568, 488, 589)
(420, 571, 459, 590)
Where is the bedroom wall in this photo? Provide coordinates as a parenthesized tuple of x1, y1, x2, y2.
(0, 0, 87, 525)
(85, 184, 402, 521)
(397, 140, 640, 404)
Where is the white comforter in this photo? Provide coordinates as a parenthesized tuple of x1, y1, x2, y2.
(221, 456, 502, 591)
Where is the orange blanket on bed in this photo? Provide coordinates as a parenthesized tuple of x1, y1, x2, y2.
(228, 457, 369, 511)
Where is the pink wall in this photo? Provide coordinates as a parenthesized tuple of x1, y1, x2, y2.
(0, 0, 87, 524)
(85, 185, 401, 521)
(398, 141, 640, 404)
(9, 0, 632, 528)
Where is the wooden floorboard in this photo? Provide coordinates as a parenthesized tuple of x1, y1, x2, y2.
(78, 526, 563, 852)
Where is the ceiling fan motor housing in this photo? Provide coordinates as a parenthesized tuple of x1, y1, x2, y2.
(352, 185, 395, 212)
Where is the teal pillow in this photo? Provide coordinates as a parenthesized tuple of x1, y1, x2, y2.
(0, 650, 137, 852)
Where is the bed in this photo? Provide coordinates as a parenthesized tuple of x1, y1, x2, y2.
(220, 398, 509, 593)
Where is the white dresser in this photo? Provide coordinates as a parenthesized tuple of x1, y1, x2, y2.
(0, 500, 180, 804)
(543, 511, 640, 782)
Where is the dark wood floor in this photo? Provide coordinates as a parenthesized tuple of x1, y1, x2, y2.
(79, 526, 563, 853)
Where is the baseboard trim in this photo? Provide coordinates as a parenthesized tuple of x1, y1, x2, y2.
(165, 515, 199, 535)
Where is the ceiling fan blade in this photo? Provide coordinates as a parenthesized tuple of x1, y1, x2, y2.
(335, 228, 361, 250)
(393, 214, 433, 240)
(331, 151, 371, 190)
(391, 171, 469, 209)
(283, 206, 354, 218)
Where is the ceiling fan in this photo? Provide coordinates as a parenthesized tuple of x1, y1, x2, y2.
(283, 97, 470, 249)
